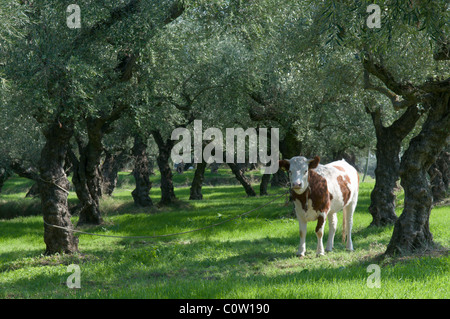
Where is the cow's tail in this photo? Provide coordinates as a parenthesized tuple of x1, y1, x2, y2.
(342, 209, 347, 244)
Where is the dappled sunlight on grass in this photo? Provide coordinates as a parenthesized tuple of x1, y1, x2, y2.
(0, 172, 448, 298)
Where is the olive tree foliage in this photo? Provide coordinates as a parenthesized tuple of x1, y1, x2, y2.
(0, 104, 43, 173)
(226, 1, 376, 161)
(129, 7, 258, 203)
(137, 12, 253, 129)
(132, 0, 376, 200)
(0, 2, 36, 189)
(0, 100, 43, 195)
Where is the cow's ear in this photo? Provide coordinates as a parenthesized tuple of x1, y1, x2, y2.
(278, 159, 290, 171)
(308, 156, 320, 170)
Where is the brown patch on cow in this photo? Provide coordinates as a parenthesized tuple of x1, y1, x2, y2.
(309, 170, 331, 213)
(357, 173, 360, 186)
(291, 189, 308, 210)
(309, 156, 320, 170)
(337, 175, 351, 205)
(333, 165, 345, 172)
(291, 169, 331, 214)
(315, 215, 325, 233)
(343, 174, 351, 184)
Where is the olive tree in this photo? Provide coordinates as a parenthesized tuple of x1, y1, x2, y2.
(313, 0, 449, 254)
(1, 0, 185, 254)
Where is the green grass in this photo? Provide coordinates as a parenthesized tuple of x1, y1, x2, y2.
(0, 171, 448, 299)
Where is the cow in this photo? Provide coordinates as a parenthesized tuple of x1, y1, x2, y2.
(279, 156, 359, 257)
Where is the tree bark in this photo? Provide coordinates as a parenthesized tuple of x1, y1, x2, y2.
(228, 163, 256, 197)
(428, 149, 449, 203)
(368, 142, 400, 226)
(131, 135, 153, 207)
(271, 126, 301, 188)
(39, 122, 78, 255)
(0, 167, 10, 194)
(70, 120, 104, 226)
(101, 151, 118, 197)
(367, 104, 421, 226)
(385, 93, 450, 256)
(152, 130, 176, 205)
(190, 161, 207, 200)
(259, 172, 271, 195)
(102, 149, 128, 196)
(271, 170, 289, 187)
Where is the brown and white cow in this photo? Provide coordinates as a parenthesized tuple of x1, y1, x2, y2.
(279, 156, 359, 257)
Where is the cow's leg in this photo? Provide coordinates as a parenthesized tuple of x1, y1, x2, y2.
(343, 203, 355, 251)
(342, 207, 347, 243)
(315, 214, 326, 256)
(326, 212, 337, 252)
(297, 219, 307, 257)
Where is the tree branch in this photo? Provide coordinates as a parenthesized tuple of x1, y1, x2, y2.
(418, 77, 450, 94)
(364, 104, 383, 134)
(363, 68, 417, 110)
(433, 40, 450, 61)
(164, 0, 185, 24)
(69, 0, 184, 55)
(363, 56, 418, 102)
(115, 52, 139, 82)
(10, 160, 39, 182)
(70, 0, 142, 52)
(247, 92, 280, 121)
(389, 103, 421, 140)
(190, 84, 226, 105)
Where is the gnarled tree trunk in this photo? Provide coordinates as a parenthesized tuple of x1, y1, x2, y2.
(70, 120, 104, 226)
(428, 149, 449, 203)
(102, 149, 128, 196)
(367, 104, 420, 226)
(152, 130, 176, 205)
(190, 161, 207, 200)
(368, 140, 399, 227)
(259, 173, 271, 195)
(228, 163, 256, 197)
(386, 93, 449, 256)
(39, 122, 78, 255)
(131, 135, 153, 207)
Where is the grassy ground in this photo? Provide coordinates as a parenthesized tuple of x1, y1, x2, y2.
(0, 170, 448, 299)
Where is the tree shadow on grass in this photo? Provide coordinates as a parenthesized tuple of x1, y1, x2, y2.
(0, 218, 43, 239)
(2, 228, 448, 298)
(351, 224, 394, 248)
(100, 237, 447, 297)
(0, 199, 42, 220)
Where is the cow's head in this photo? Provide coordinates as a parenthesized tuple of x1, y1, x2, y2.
(279, 156, 320, 194)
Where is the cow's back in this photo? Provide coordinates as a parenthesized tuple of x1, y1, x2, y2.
(314, 160, 359, 213)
